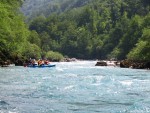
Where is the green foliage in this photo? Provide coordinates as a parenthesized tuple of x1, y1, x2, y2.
(29, 16, 46, 33)
(0, 1, 30, 62)
(28, 30, 41, 47)
(127, 28, 150, 61)
(39, 32, 50, 52)
(26, 0, 150, 60)
(127, 41, 147, 60)
(23, 43, 41, 59)
(1, 0, 150, 62)
(46, 51, 64, 61)
(115, 15, 143, 59)
(21, 0, 92, 21)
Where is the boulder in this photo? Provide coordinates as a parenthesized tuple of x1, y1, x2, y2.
(120, 60, 150, 69)
(95, 61, 107, 66)
(0, 60, 11, 67)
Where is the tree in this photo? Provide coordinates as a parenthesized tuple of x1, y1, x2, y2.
(0, 0, 29, 62)
(117, 15, 143, 59)
(28, 30, 41, 47)
(127, 28, 150, 61)
(23, 43, 41, 59)
(46, 51, 64, 61)
(25, 0, 150, 60)
(29, 15, 46, 33)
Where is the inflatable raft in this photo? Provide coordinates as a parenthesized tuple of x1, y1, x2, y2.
(27, 64, 56, 68)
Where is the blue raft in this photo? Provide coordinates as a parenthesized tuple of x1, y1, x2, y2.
(27, 64, 56, 68)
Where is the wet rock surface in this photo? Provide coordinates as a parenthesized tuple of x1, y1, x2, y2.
(120, 60, 150, 69)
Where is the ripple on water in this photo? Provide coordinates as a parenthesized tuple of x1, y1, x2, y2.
(0, 61, 150, 113)
(0, 100, 18, 113)
(119, 80, 133, 86)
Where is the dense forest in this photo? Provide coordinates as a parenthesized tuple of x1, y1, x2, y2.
(21, 0, 92, 22)
(0, 0, 29, 63)
(0, 0, 150, 64)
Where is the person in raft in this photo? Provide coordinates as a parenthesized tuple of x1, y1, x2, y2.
(44, 59, 50, 65)
(31, 59, 38, 66)
(38, 59, 44, 66)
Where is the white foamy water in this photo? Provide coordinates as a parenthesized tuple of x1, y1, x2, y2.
(0, 61, 150, 113)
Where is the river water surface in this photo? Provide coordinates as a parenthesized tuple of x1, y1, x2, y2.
(0, 61, 150, 113)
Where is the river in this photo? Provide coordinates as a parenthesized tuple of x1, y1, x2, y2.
(0, 61, 150, 113)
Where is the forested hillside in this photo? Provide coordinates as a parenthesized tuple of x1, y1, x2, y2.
(0, 0, 150, 65)
(27, 0, 150, 60)
(0, 0, 30, 63)
(21, 0, 92, 21)
(0, 0, 45, 64)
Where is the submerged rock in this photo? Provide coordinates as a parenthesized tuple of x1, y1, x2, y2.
(0, 60, 11, 67)
(95, 60, 119, 67)
(14, 59, 24, 66)
(95, 61, 107, 66)
(61, 58, 78, 62)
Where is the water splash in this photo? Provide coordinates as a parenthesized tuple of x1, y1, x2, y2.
(0, 61, 150, 113)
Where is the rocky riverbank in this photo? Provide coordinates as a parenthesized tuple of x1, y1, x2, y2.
(1, 58, 150, 69)
(0, 60, 11, 67)
(0, 58, 27, 67)
(120, 60, 150, 69)
(95, 60, 120, 66)
(0, 57, 78, 67)
(95, 60, 150, 69)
